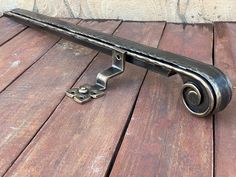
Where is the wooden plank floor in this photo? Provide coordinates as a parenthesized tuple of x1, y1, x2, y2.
(0, 16, 235, 177)
(111, 24, 214, 177)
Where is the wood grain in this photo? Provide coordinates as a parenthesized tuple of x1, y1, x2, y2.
(1, 0, 236, 23)
(0, 24, 60, 93)
(0, 17, 26, 46)
(214, 23, 236, 177)
(111, 24, 214, 177)
(4, 22, 165, 177)
(0, 20, 120, 176)
(0, 18, 78, 93)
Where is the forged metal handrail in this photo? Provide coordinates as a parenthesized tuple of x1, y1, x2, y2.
(4, 8, 233, 117)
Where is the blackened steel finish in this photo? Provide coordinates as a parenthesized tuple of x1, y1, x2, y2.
(4, 8, 232, 117)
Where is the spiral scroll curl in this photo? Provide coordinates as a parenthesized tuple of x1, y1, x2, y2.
(181, 81, 215, 117)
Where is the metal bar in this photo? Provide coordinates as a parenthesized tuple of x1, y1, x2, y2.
(4, 9, 233, 117)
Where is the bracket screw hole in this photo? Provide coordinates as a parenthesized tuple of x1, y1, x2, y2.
(79, 95, 86, 99)
(116, 54, 121, 60)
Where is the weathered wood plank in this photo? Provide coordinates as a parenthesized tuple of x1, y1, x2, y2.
(0, 27, 60, 93)
(0, 19, 77, 93)
(0, 17, 26, 46)
(111, 24, 214, 177)
(5, 22, 165, 177)
(214, 23, 236, 177)
(0, 20, 120, 176)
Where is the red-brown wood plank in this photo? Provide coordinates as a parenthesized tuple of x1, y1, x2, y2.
(0, 18, 79, 93)
(0, 27, 60, 93)
(111, 24, 214, 177)
(0, 20, 120, 176)
(0, 17, 26, 46)
(214, 23, 236, 177)
(5, 22, 165, 177)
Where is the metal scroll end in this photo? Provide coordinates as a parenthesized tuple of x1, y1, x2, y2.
(65, 48, 126, 104)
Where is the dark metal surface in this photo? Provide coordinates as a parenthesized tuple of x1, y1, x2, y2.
(4, 8, 233, 117)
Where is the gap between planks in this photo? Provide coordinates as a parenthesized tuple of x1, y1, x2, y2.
(0, 19, 78, 94)
(3, 20, 166, 175)
(1, 18, 228, 174)
(3, 20, 123, 176)
(0, 18, 75, 94)
(214, 22, 236, 177)
(0, 17, 27, 47)
(110, 23, 214, 177)
(0, 19, 121, 176)
(105, 22, 167, 177)
(0, 18, 81, 175)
